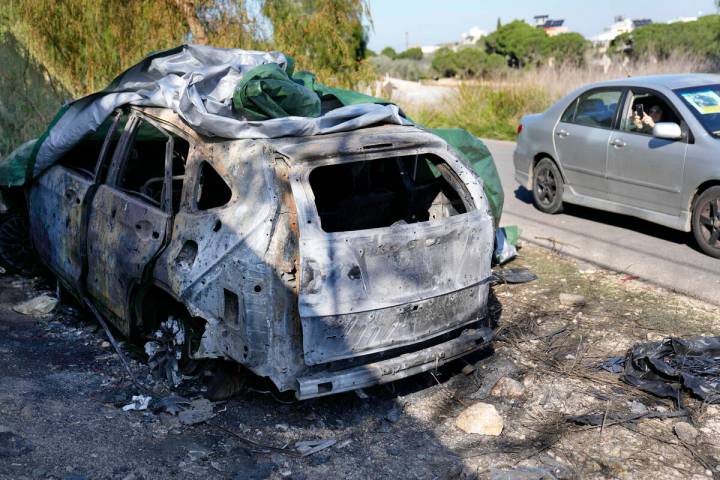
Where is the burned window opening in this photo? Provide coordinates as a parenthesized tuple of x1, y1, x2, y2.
(117, 119, 188, 213)
(197, 161, 232, 210)
(59, 113, 127, 178)
(309, 154, 472, 233)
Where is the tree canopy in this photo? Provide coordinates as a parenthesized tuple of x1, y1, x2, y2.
(484, 20, 549, 68)
(612, 15, 720, 61)
(0, 0, 372, 97)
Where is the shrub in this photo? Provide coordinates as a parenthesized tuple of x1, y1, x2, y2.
(408, 83, 551, 140)
(381, 46, 398, 59)
(397, 47, 423, 61)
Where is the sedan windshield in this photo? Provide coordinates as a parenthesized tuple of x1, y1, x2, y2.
(674, 84, 720, 137)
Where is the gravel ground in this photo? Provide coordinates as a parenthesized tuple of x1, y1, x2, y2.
(1, 244, 719, 480)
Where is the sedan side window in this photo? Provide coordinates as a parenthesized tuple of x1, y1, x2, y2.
(621, 90, 682, 136)
(572, 89, 623, 129)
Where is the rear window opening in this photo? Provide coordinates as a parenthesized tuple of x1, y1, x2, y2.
(309, 153, 473, 233)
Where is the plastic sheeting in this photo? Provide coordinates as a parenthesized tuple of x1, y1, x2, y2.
(0, 44, 506, 225)
(623, 336, 720, 403)
(7, 44, 410, 184)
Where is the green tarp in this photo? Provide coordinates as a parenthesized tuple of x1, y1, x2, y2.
(0, 139, 36, 188)
(423, 128, 504, 224)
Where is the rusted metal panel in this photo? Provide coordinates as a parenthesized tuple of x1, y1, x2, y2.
(28, 166, 92, 287)
(85, 185, 169, 335)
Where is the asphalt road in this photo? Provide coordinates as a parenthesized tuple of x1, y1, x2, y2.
(485, 139, 720, 306)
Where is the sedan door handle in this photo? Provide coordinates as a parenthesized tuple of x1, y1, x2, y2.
(556, 129, 570, 138)
(611, 138, 626, 148)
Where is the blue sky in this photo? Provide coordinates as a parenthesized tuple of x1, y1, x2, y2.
(367, 0, 717, 51)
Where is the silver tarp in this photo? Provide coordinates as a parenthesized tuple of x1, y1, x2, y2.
(32, 44, 411, 178)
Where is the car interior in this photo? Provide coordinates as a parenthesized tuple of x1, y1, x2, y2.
(570, 91, 621, 128)
(309, 154, 469, 233)
(118, 119, 188, 213)
(622, 91, 680, 134)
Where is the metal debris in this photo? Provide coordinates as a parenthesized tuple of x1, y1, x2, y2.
(294, 439, 337, 457)
(122, 395, 152, 412)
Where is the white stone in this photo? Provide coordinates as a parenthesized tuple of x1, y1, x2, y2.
(13, 294, 58, 316)
(455, 402, 504, 436)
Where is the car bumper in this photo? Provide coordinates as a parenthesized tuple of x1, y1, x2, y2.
(295, 326, 493, 399)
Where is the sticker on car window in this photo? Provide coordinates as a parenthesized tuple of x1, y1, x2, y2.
(680, 90, 720, 114)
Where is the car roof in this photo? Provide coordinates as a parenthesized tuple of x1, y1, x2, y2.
(134, 106, 441, 161)
(586, 73, 720, 91)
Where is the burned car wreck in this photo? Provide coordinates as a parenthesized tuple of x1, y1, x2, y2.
(0, 46, 499, 399)
(17, 107, 494, 399)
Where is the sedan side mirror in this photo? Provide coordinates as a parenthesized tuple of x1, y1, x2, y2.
(653, 122, 682, 140)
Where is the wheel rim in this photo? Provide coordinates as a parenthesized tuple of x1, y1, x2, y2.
(697, 195, 720, 249)
(535, 165, 558, 206)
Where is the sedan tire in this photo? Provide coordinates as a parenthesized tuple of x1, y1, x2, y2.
(692, 186, 720, 258)
(532, 158, 564, 214)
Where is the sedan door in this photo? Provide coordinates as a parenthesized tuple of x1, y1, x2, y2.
(85, 114, 184, 335)
(606, 88, 688, 215)
(554, 88, 624, 200)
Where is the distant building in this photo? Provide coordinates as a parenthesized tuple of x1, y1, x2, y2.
(420, 45, 441, 54)
(460, 26, 487, 45)
(533, 15, 568, 36)
(591, 16, 652, 46)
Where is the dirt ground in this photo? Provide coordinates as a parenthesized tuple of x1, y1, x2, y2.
(1, 244, 719, 480)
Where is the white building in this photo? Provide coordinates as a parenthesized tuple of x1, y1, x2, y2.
(460, 26, 487, 45)
(591, 16, 652, 46)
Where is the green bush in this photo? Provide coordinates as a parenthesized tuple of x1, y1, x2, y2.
(431, 47, 458, 77)
(545, 32, 588, 66)
(409, 84, 551, 140)
(397, 47, 423, 60)
(369, 55, 432, 81)
(430, 47, 506, 78)
(381, 46, 398, 59)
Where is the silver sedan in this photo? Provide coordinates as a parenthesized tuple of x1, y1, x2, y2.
(514, 74, 720, 258)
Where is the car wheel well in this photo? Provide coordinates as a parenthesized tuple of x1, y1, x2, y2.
(532, 153, 565, 182)
(691, 180, 720, 211)
(134, 285, 204, 340)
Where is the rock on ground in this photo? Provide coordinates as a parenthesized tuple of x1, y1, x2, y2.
(559, 293, 586, 307)
(490, 377, 526, 399)
(12, 294, 58, 316)
(674, 422, 699, 444)
(455, 402, 504, 436)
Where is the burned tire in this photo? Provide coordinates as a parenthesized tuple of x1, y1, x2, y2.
(692, 186, 720, 258)
(532, 158, 564, 214)
(0, 213, 40, 275)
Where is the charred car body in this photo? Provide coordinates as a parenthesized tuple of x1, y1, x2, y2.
(18, 106, 495, 398)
